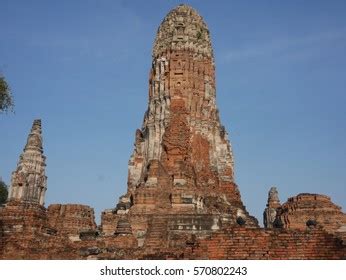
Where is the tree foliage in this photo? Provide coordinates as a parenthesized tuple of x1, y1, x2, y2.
(0, 179, 8, 205)
(0, 76, 14, 113)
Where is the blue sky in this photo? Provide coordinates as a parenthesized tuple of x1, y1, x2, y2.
(1, 0, 345, 224)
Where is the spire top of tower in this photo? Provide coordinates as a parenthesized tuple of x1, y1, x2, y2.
(153, 4, 213, 59)
(24, 118, 43, 152)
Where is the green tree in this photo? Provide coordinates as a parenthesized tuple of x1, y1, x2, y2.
(0, 75, 14, 113)
(0, 179, 9, 205)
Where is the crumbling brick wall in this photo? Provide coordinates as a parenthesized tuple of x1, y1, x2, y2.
(47, 204, 97, 237)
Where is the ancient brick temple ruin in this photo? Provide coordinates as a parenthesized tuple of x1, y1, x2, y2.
(0, 4, 345, 259)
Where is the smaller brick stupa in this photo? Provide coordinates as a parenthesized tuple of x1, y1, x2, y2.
(7, 119, 47, 206)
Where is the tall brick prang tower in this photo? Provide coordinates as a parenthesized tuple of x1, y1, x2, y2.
(102, 4, 258, 238)
(128, 4, 241, 210)
(129, 4, 236, 204)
